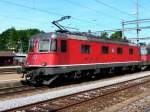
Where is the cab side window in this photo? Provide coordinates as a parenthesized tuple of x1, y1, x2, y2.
(50, 39, 57, 52)
(81, 44, 90, 54)
(117, 47, 123, 54)
(129, 48, 134, 55)
(61, 40, 67, 52)
(102, 46, 109, 54)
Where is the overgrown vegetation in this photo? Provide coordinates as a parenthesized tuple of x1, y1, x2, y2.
(100, 31, 125, 41)
(0, 27, 43, 52)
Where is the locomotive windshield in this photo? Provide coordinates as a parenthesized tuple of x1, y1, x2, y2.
(38, 39, 50, 52)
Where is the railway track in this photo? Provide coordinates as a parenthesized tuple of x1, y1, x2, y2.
(0, 66, 20, 75)
(6, 75, 150, 112)
(0, 85, 36, 97)
(0, 69, 17, 75)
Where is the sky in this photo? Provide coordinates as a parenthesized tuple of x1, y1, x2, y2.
(0, 0, 150, 42)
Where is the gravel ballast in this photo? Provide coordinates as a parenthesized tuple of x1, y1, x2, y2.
(1, 71, 150, 111)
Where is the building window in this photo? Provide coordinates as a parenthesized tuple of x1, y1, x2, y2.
(117, 47, 123, 54)
(129, 48, 134, 55)
(102, 46, 109, 54)
(50, 39, 57, 52)
(61, 40, 67, 52)
(81, 44, 90, 54)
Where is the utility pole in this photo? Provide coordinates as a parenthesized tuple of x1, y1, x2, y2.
(122, 20, 125, 39)
(136, 0, 139, 43)
(121, 0, 139, 41)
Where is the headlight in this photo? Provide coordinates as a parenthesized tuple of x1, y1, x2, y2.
(41, 62, 47, 66)
(51, 33, 57, 38)
(26, 61, 30, 65)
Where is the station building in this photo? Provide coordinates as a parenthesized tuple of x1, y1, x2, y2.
(0, 51, 27, 66)
(0, 51, 15, 66)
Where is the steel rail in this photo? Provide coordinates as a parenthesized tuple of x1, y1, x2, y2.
(7, 75, 150, 112)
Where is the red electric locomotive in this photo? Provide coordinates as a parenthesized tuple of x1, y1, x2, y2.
(21, 31, 142, 85)
(19, 16, 143, 85)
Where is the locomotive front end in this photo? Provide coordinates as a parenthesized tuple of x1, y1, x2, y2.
(20, 33, 60, 85)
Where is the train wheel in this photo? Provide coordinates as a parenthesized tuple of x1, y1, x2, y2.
(74, 72, 82, 79)
(25, 73, 32, 83)
(33, 75, 43, 86)
(25, 73, 43, 86)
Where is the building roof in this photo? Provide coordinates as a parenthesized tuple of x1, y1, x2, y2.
(0, 51, 15, 57)
(15, 53, 27, 57)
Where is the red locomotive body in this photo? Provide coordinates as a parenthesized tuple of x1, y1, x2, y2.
(26, 33, 140, 66)
(140, 46, 150, 66)
(21, 32, 142, 85)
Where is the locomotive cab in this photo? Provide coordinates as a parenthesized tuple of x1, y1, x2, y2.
(27, 33, 68, 66)
(26, 33, 63, 67)
(21, 32, 69, 85)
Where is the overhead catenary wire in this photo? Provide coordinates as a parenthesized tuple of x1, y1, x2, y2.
(0, 14, 49, 24)
(128, 37, 150, 40)
(0, 0, 63, 16)
(63, 0, 121, 20)
(97, 25, 150, 33)
(0, 14, 83, 31)
(94, 0, 135, 18)
(0, 0, 108, 28)
(4, 0, 149, 34)
(131, 0, 150, 17)
(123, 18, 150, 25)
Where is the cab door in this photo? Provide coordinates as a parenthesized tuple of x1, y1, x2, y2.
(59, 39, 68, 65)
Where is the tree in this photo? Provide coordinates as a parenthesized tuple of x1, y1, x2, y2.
(18, 29, 42, 52)
(8, 27, 19, 51)
(0, 27, 42, 52)
(0, 27, 19, 51)
(110, 31, 122, 40)
(100, 32, 108, 39)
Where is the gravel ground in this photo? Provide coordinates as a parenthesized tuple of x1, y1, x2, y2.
(0, 74, 21, 82)
(0, 66, 21, 82)
(58, 81, 150, 112)
(117, 93, 150, 112)
(1, 71, 150, 111)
